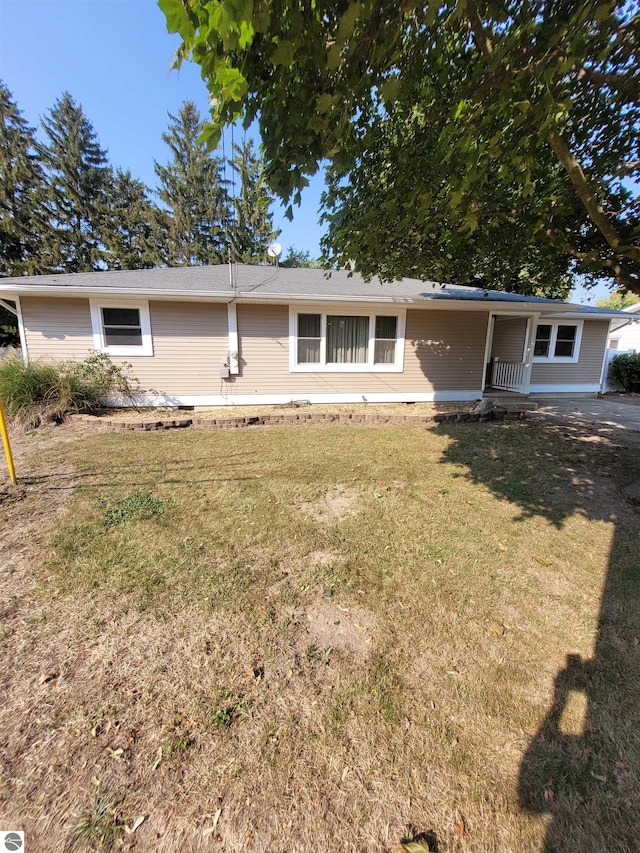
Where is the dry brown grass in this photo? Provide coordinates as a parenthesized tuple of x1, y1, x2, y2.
(0, 419, 638, 852)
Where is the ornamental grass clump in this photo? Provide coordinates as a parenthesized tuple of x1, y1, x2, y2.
(0, 352, 141, 427)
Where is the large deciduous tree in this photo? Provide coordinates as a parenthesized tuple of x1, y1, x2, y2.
(0, 81, 50, 277)
(40, 92, 111, 273)
(154, 100, 230, 266)
(160, 0, 640, 294)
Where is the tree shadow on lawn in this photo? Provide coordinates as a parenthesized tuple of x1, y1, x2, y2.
(439, 419, 640, 852)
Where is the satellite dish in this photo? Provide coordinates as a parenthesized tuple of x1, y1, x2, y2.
(267, 242, 282, 259)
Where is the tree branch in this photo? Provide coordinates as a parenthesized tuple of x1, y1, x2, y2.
(464, 0, 640, 273)
(546, 229, 640, 294)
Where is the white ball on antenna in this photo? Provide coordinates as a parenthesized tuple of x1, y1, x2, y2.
(267, 242, 282, 258)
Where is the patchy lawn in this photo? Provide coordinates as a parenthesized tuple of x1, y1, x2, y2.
(0, 420, 638, 852)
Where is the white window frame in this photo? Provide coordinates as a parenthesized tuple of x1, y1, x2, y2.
(532, 320, 583, 364)
(90, 299, 153, 357)
(288, 306, 406, 372)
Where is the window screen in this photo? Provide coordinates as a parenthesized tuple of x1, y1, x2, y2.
(102, 307, 143, 347)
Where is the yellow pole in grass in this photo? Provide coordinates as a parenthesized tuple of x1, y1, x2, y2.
(0, 398, 16, 485)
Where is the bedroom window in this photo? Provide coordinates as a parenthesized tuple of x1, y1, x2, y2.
(290, 309, 405, 372)
(532, 321, 582, 363)
(90, 300, 153, 356)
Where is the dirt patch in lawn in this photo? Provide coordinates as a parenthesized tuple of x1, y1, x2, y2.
(297, 484, 360, 523)
(305, 602, 376, 656)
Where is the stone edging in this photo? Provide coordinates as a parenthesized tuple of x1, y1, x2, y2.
(79, 407, 528, 432)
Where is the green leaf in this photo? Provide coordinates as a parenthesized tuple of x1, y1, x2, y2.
(158, 0, 196, 40)
(327, 42, 343, 71)
(337, 2, 363, 41)
(271, 40, 294, 67)
(380, 77, 401, 104)
(238, 19, 254, 49)
(453, 99, 466, 120)
(316, 93, 335, 114)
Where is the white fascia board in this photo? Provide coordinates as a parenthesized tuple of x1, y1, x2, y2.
(105, 390, 483, 407)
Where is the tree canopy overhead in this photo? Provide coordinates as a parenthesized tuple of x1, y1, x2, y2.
(160, 0, 640, 294)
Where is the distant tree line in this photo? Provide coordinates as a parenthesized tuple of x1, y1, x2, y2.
(0, 81, 283, 278)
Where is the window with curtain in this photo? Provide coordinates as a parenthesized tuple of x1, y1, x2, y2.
(292, 309, 404, 370)
(326, 315, 369, 363)
(298, 313, 321, 363)
(374, 315, 397, 364)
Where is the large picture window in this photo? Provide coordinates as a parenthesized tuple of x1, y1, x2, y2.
(90, 300, 153, 356)
(290, 309, 405, 372)
(532, 321, 582, 363)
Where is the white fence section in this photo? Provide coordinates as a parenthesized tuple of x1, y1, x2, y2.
(601, 348, 634, 392)
(492, 359, 527, 391)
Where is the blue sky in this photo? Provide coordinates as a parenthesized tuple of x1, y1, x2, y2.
(0, 0, 325, 259)
(0, 0, 612, 301)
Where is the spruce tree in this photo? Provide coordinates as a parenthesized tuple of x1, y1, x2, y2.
(0, 81, 50, 276)
(103, 169, 168, 270)
(154, 100, 230, 266)
(40, 92, 111, 273)
(230, 138, 278, 263)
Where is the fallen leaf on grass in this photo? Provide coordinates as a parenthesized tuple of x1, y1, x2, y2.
(615, 760, 629, 770)
(489, 623, 505, 637)
(152, 747, 162, 771)
(38, 672, 58, 686)
(498, 542, 507, 552)
(397, 843, 433, 853)
(202, 808, 222, 837)
(590, 771, 607, 782)
(124, 815, 146, 835)
(534, 556, 554, 567)
(106, 747, 124, 757)
(453, 817, 466, 838)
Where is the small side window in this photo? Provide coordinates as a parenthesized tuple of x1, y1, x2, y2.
(102, 307, 142, 347)
(297, 313, 321, 364)
(534, 324, 552, 357)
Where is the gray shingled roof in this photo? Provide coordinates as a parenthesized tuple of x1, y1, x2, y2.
(0, 263, 629, 316)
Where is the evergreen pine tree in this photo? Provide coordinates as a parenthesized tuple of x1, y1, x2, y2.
(230, 138, 278, 263)
(0, 81, 50, 276)
(103, 169, 168, 270)
(40, 92, 111, 273)
(154, 100, 230, 266)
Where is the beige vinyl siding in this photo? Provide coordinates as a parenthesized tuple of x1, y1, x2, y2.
(530, 320, 608, 385)
(21, 296, 229, 396)
(21, 296, 94, 360)
(491, 317, 527, 361)
(232, 304, 486, 395)
(110, 301, 228, 395)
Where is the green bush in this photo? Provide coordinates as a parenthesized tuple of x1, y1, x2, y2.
(610, 352, 640, 392)
(0, 352, 142, 426)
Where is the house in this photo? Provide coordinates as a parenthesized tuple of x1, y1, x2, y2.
(607, 303, 640, 353)
(0, 264, 629, 407)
